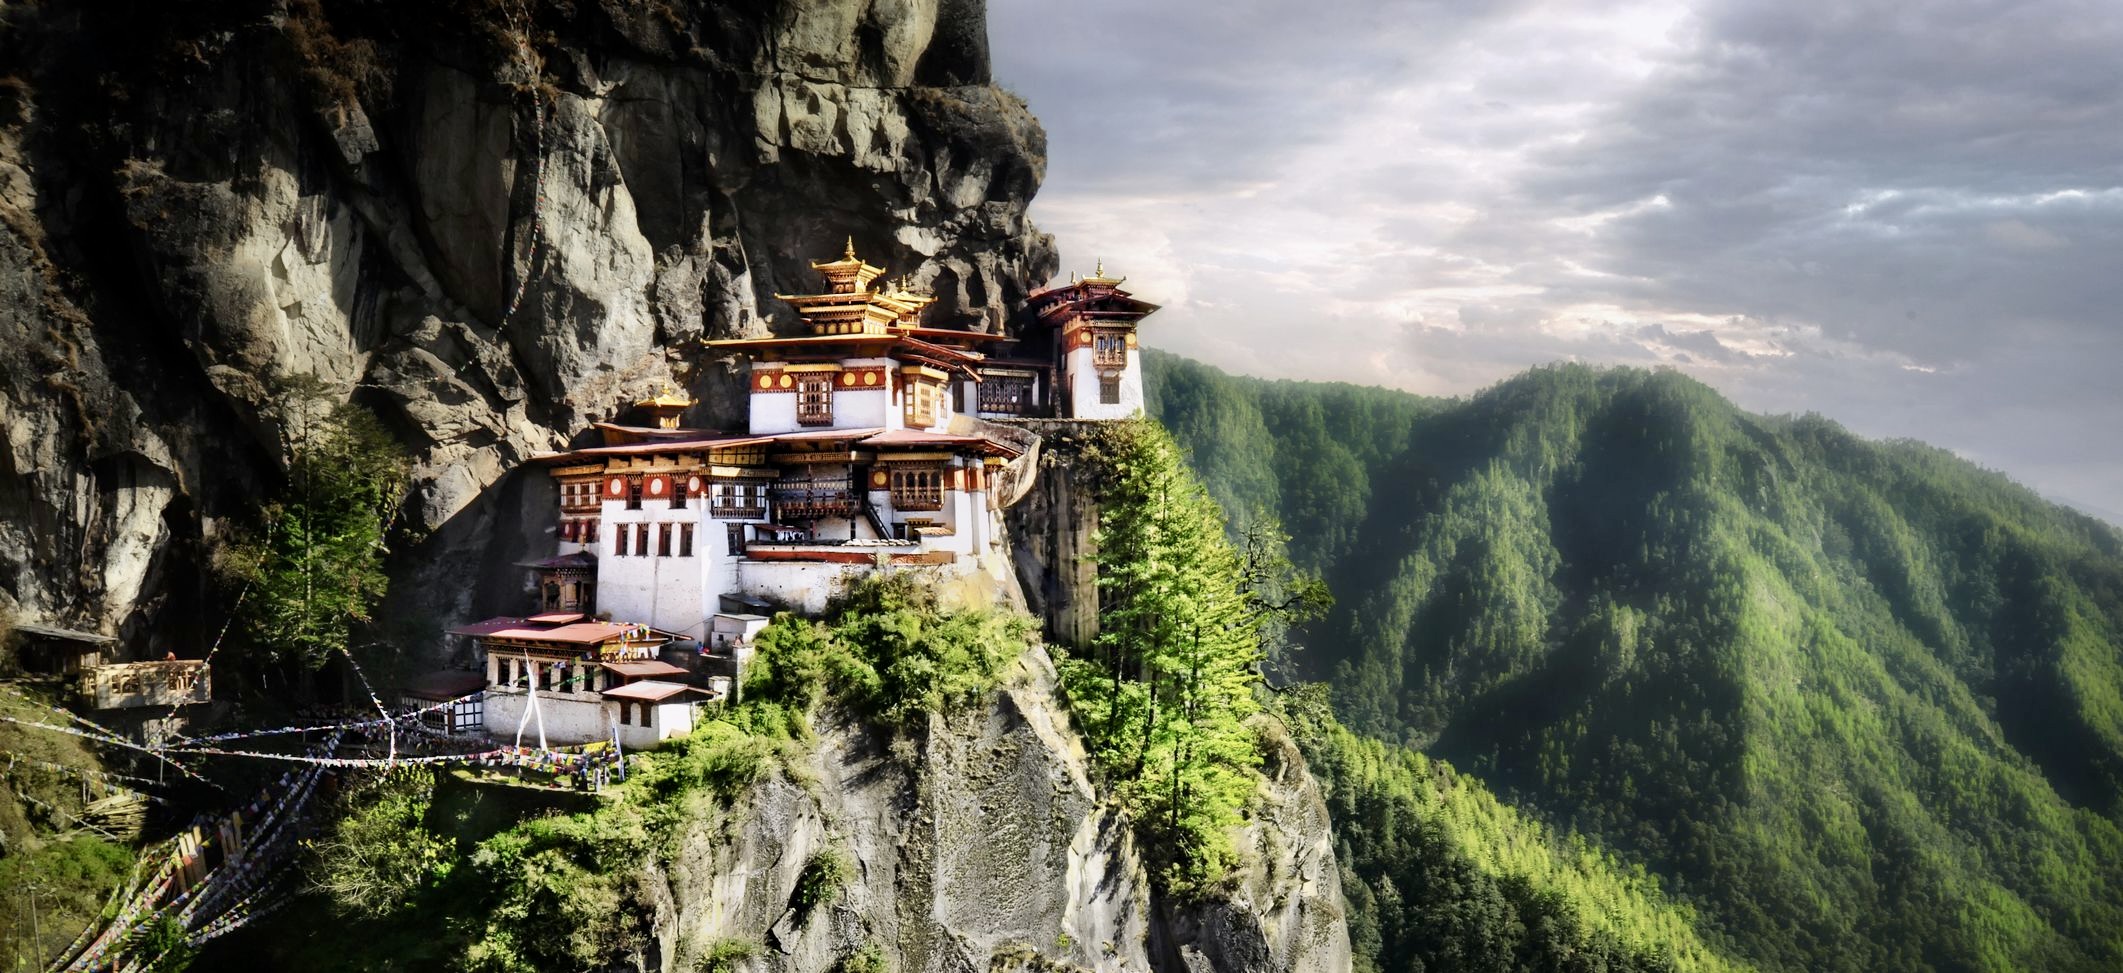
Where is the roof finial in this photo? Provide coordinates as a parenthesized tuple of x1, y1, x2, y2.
(844, 236, 857, 260)
(1095, 258, 1104, 278)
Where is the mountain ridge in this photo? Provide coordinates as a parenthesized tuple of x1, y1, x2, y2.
(1146, 349, 2123, 973)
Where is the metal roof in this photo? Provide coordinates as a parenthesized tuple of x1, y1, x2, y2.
(14, 623, 117, 644)
(599, 660, 690, 679)
(600, 679, 711, 703)
(402, 670, 486, 700)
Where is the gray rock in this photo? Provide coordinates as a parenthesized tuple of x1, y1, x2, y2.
(642, 645, 1348, 973)
(0, 0, 1054, 647)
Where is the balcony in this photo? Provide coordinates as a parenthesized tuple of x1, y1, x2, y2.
(709, 497, 768, 520)
(769, 478, 855, 519)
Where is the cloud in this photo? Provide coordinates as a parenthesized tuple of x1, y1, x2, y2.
(989, 0, 2123, 516)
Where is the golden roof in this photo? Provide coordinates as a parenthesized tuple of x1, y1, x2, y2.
(1073, 259, 1126, 286)
(637, 384, 693, 410)
(805, 237, 887, 294)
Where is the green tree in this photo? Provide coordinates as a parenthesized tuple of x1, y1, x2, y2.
(1056, 420, 1286, 893)
(222, 375, 411, 670)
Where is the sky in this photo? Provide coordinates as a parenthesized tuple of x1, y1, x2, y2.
(988, 0, 2123, 523)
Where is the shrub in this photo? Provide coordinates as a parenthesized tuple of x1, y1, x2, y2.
(835, 943, 890, 973)
(792, 847, 854, 920)
(745, 572, 1037, 729)
(697, 938, 758, 973)
(307, 768, 454, 917)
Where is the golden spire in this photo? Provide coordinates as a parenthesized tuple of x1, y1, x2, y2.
(1081, 259, 1125, 286)
(636, 383, 694, 428)
(807, 236, 886, 295)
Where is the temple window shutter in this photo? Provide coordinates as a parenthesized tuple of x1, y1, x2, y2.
(889, 464, 945, 511)
(796, 373, 835, 425)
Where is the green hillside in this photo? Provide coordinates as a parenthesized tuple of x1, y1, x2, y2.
(1147, 351, 2123, 973)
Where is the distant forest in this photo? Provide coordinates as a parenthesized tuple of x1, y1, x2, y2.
(1147, 351, 2123, 973)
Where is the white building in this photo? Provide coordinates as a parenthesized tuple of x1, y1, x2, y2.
(452, 241, 1160, 747)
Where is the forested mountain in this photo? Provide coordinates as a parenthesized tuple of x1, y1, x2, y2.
(1146, 351, 2123, 973)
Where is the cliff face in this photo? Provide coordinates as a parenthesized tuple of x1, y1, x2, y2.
(0, 0, 1056, 646)
(650, 646, 1350, 973)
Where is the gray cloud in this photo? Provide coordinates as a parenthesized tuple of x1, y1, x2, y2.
(990, 0, 2123, 521)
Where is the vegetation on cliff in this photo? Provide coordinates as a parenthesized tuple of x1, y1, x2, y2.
(1149, 351, 2123, 972)
(0, 691, 137, 970)
(1049, 419, 1326, 895)
(217, 379, 412, 675)
(224, 572, 1037, 971)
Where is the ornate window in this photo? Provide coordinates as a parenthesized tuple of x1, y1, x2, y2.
(1093, 332, 1127, 367)
(711, 480, 769, 519)
(904, 379, 940, 427)
(772, 474, 856, 519)
(890, 464, 945, 511)
(796, 373, 835, 426)
(980, 373, 1035, 415)
(1099, 374, 1121, 405)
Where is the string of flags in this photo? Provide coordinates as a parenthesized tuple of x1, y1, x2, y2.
(0, 749, 171, 791)
(7, 634, 648, 969)
(162, 688, 485, 749)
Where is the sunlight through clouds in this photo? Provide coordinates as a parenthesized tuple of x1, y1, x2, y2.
(990, 0, 2123, 519)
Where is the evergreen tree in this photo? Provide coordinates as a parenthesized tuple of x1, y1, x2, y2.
(222, 376, 411, 670)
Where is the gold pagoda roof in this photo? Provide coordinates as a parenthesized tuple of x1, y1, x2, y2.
(636, 384, 693, 410)
(804, 237, 887, 295)
(1073, 259, 1126, 287)
(771, 240, 941, 336)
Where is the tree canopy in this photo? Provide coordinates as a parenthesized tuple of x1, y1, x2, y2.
(1150, 351, 2123, 973)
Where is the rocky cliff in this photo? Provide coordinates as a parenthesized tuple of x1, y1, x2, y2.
(0, 0, 1056, 648)
(649, 646, 1350, 973)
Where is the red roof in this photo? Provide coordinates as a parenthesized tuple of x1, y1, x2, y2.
(402, 670, 487, 700)
(540, 433, 772, 460)
(508, 622, 652, 645)
(600, 660, 690, 679)
(859, 429, 1024, 457)
(590, 422, 726, 440)
(898, 326, 1009, 343)
(601, 679, 711, 703)
(447, 616, 532, 637)
(769, 427, 886, 443)
(524, 552, 596, 571)
(447, 615, 671, 646)
(525, 611, 586, 624)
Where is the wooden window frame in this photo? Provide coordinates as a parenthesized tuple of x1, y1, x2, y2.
(679, 523, 694, 558)
(1093, 332, 1127, 367)
(903, 379, 940, 428)
(1099, 373, 1121, 405)
(711, 480, 768, 520)
(889, 464, 945, 512)
(614, 523, 629, 557)
(980, 373, 1035, 415)
(657, 523, 672, 557)
(796, 373, 835, 426)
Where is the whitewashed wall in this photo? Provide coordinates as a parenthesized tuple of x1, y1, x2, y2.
(485, 688, 613, 746)
(1064, 345, 1143, 420)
